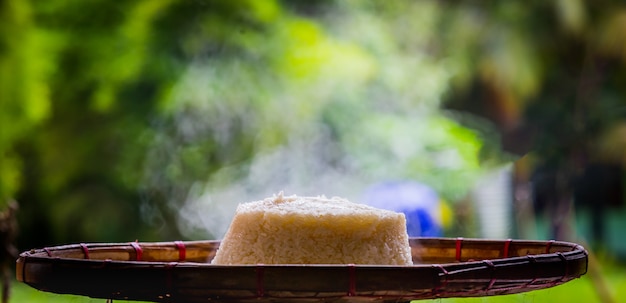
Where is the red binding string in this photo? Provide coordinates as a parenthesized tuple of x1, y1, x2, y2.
(525, 255, 538, 287)
(347, 264, 356, 297)
(174, 241, 186, 261)
(545, 240, 555, 254)
(130, 242, 143, 261)
(483, 260, 496, 290)
(165, 262, 178, 290)
(44, 248, 52, 257)
(557, 252, 568, 282)
(455, 237, 463, 262)
(256, 264, 265, 297)
(503, 239, 512, 258)
(80, 243, 90, 259)
(432, 265, 449, 293)
(21, 253, 28, 283)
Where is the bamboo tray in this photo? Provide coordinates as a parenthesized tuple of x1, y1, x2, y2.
(16, 237, 587, 303)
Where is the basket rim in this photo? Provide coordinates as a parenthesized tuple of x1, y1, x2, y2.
(16, 237, 588, 302)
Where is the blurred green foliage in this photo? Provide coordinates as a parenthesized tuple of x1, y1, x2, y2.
(1, 0, 489, 249)
(1, 0, 626, 254)
(3, 2, 626, 303)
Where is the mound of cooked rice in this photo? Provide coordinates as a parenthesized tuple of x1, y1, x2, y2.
(211, 193, 413, 265)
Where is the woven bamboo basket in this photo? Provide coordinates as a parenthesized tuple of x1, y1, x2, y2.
(16, 237, 587, 303)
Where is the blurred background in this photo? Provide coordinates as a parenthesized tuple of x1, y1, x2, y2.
(2, 0, 626, 302)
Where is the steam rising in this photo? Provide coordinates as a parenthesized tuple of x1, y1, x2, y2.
(143, 61, 382, 239)
(177, 129, 370, 238)
(141, 5, 488, 240)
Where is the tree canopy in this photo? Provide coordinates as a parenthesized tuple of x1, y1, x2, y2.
(2, 0, 626, 249)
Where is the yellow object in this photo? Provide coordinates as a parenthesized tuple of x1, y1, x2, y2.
(211, 193, 413, 265)
(438, 199, 454, 229)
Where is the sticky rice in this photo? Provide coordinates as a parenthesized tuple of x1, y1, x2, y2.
(211, 193, 413, 265)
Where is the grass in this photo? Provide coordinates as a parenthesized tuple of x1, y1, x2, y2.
(9, 258, 626, 303)
(11, 283, 110, 303)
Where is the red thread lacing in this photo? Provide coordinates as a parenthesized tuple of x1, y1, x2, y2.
(21, 254, 28, 283)
(483, 260, 496, 290)
(432, 264, 449, 294)
(165, 262, 178, 290)
(503, 239, 512, 258)
(174, 241, 186, 262)
(80, 243, 90, 259)
(130, 242, 143, 261)
(557, 252, 568, 282)
(44, 248, 52, 257)
(525, 255, 538, 287)
(256, 264, 265, 297)
(455, 237, 463, 262)
(545, 240, 555, 254)
(347, 264, 356, 296)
